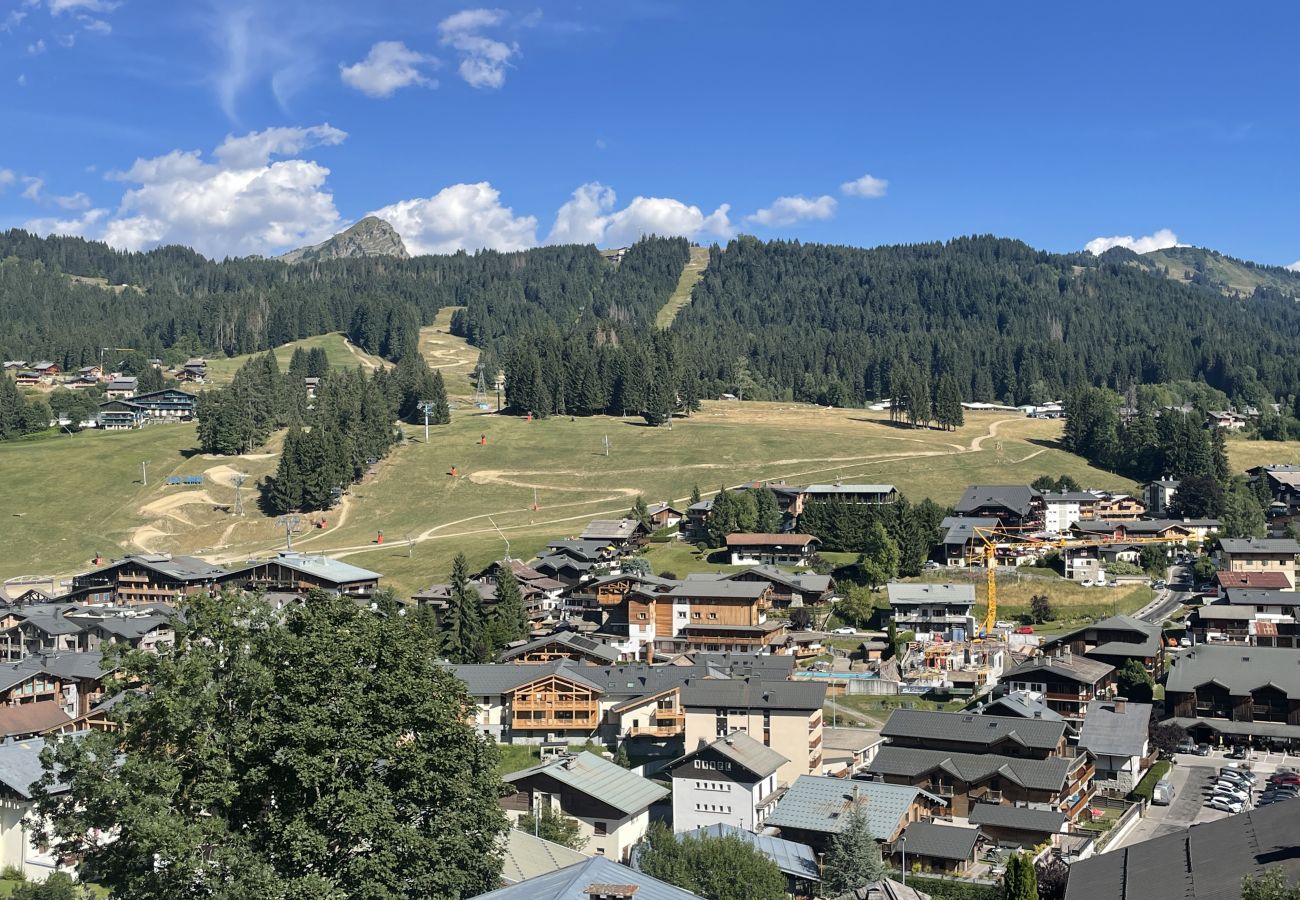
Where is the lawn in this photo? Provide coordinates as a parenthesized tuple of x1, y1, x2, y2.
(203, 332, 385, 386)
(908, 570, 1154, 626)
(495, 742, 607, 776)
(654, 246, 710, 329)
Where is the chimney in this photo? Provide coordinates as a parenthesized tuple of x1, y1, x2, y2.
(1112, 697, 1126, 714)
(585, 886, 639, 900)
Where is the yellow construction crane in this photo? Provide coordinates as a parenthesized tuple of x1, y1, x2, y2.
(968, 526, 1188, 636)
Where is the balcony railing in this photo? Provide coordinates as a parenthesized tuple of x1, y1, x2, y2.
(627, 724, 682, 738)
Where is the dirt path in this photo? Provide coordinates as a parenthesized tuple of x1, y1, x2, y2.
(968, 417, 1021, 452)
(342, 338, 384, 370)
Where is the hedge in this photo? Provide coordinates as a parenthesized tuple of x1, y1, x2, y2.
(1129, 759, 1172, 802)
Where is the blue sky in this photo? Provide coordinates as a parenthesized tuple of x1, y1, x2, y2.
(3, 1, 1298, 265)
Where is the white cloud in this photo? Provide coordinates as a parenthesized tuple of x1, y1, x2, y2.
(56, 32, 74, 47)
(1084, 228, 1183, 255)
(547, 182, 733, 247)
(80, 17, 110, 34)
(0, 170, 15, 191)
(439, 8, 517, 89)
(27, 38, 46, 54)
(370, 182, 538, 255)
(1286, 261, 1300, 273)
(25, 176, 94, 210)
(840, 173, 888, 198)
(16, 74, 26, 87)
(341, 41, 438, 98)
(24, 124, 348, 259)
(48, 0, 118, 13)
(747, 194, 837, 227)
(1, 9, 26, 31)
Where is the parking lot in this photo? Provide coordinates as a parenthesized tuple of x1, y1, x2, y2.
(1111, 747, 1298, 850)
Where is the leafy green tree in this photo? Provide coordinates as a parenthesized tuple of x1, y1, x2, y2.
(754, 487, 783, 533)
(857, 522, 900, 589)
(1170, 473, 1226, 519)
(1117, 658, 1155, 703)
(1139, 544, 1170, 578)
(1242, 867, 1300, 899)
(1192, 554, 1217, 584)
(33, 589, 506, 900)
(10, 873, 85, 900)
(1035, 856, 1069, 900)
(1030, 593, 1054, 624)
(534, 807, 588, 851)
(836, 585, 876, 629)
(821, 798, 885, 894)
(637, 823, 785, 900)
(1001, 852, 1040, 900)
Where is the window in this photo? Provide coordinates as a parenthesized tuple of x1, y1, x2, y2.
(708, 612, 718, 620)
(594, 822, 608, 836)
(638, 612, 648, 620)
(692, 612, 701, 619)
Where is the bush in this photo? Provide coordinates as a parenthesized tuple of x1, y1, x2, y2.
(1105, 561, 1144, 577)
(1129, 759, 1172, 802)
(1, 865, 26, 881)
(902, 875, 998, 900)
(694, 541, 709, 554)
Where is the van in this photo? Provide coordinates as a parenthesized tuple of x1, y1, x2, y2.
(1152, 781, 1174, 806)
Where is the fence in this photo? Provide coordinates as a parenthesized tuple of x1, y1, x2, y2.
(165, 475, 204, 486)
(796, 674, 900, 696)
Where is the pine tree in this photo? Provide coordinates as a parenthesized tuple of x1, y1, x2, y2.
(489, 568, 528, 650)
(443, 553, 485, 663)
(1001, 852, 1040, 900)
(268, 427, 305, 513)
(821, 798, 885, 894)
(689, 484, 702, 507)
(630, 495, 650, 528)
(755, 487, 782, 533)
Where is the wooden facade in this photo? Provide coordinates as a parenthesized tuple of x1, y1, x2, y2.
(510, 674, 601, 734)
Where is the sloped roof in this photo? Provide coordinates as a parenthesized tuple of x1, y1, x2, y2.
(726, 533, 818, 548)
(1217, 538, 1300, 554)
(681, 678, 826, 712)
(244, 552, 380, 583)
(941, 516, 1000, 545)
(967, 803, 1066, 833)
(1003, 654, 1114, 686)
(678, 824, 818, 880)
(0, 735, 68, 799)
(1225, 588, 1300, 607)
(1089, 636, 1162, 659)
(1078, 700, 1152, 758)
(953, 485, 1041, 516)
(867, 746, 1074, 792)
(802, 484, 896, 496)
(498, 828, 590, 885)
(1063, 797, 1300, 900)
(503, 752, 668, 816)
(500, 631, 621, 664)
(1216, 571, 1292, 590)
(980, 691, 1065, 722)
(471, 855, 702, 900)
(0, 703, 72, 738)
(665, 581, 770, 601)
(766, 775, 944, 837)
(886, 583, 976, 606)
(1165, 645, 1300, 698)
(450, 660, 606, 696)
(898, 821, 981, 861)
(881, 709, 1065, 751)
(676, 730, 788, 780)
(579, 519, 645, 540)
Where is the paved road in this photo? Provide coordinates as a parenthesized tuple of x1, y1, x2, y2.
(1134, 564, 1196, 625)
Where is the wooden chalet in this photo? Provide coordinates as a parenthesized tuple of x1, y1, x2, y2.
(233, 552, 380, 597)
(96, 399, 146, 429)
(500, 631, 622, 665)
(68, 554, 237, 605)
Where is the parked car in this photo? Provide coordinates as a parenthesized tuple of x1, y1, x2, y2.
(1212, 783, 1249, 800)
(995, 620, 1014, 630)
(1261, 787, 1299, 801)
(1081, 580, 1094, 587)
(1227, 747, 1249, 760)
(1179, 637, 1192, 647)
(1269, 773, 1300, 786)
(1195, 743, 1212, 756)
(1015, 625, 1034, 634)
(923, 560, 942, 570)
(832, 627, 857, 635)
(1153, 580, 1167, 589)
(1177, 740, 1199, 754)
(1207, 796, 1244, 813)
(1220, 766, 1254, 782)
(1152, 780, 1174, 806)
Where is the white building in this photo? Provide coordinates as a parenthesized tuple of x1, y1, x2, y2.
(1041, 491, 1097, 535)
(1077, 698, 1152, 793)
(0, 736, 78, 881)
(670, 731, 787, 833)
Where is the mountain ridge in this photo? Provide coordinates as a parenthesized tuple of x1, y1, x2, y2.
(279, 216, 409, 265)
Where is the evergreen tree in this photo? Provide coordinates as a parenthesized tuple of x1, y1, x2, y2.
(1001, 852, 1040, 900)
(268, 427, 305, 513)
(1222, 478, 1267, 539)
(821, 798, 885, 895)
(857, 522, 900, 589)
(754, 487, 782, 533)
(489, 568, 529, 651)
(630, 495, 650, 528)
(689, 484, 702, 506)
(444, 553, 486, 663)
(935, 372, 965, 430)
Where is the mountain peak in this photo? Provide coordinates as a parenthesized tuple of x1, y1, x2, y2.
(280, 217, 410, 264)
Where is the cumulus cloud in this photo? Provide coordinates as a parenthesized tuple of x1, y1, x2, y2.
(1084, 228, 1183, 255)
(81, 17, 110, 34)
(48, 0, 119, 13)
(22, 177, 93, 210)
(439, 8, 518, 89)
(27, 38, 46, 55)
(24, 124, 348, 259)
(340, 41, 438, 97)
(747, 194, 837, 227)
(840, 173, 888, 198)
(1287, 261, 1300, 272)
(547, 182, 733, 247)
(370, 182, 538, 255)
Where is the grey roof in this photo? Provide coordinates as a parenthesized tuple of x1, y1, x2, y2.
(766, 775, 943, 837)
(0, 652, 106, 692)
(677, 730, 788, 779)
(0, 734, 76, 799)
(1089, 636, 1162, 658)
(471, 855, 702, 900)
(1002, 654, 1115, 686)
(898, 822, 981, 861)
(127, 554, 231, 581)
(1167, 718, 1300, 740)
(665, 581, 770, 601)
(678, 824, 818, 880)
(1041, 491, 1099, 503)
(723, 565, 833, 593)
(681, 678, 826, 712)
(500, 631, 621, 664)
(1165, 645, 1300, 698)
(966, 803, 1066, 833)
(801, 484, 896, 496)
(953, 485, 1042, 516)
(1063, 796, 1300, 900)
(824, 727, 884, 752)
(450, 660, 606, 696)
(688, 500, 713, 512)
(1217, 538, 1300, 554)
(579, 519, 645, 541)
(881, 709, 1065, 751)
(1077, 700, 1152, 757)
(980, 692, 1064, 722)
(533, 555, 595, 574)
(886, 583, 976, 607)
(1192, 605, 1258, 621)
(499, 828, 589, 885)
(1226, 588, 1300, 607)
(84, 614, 173, 640)
(545, 540, 618, 561)
(940, 516, 999, 545)
(867, 746, 1075, 792)
(245, 552, 380, 583)
(1074, 614, 1160, 637)
(503, 751, 668, 816)
(830, 880, 931, 900)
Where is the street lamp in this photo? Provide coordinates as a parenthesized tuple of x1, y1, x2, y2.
(899, 835, 907, 887)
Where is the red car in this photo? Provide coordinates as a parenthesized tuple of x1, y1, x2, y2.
(1269, 773, 1300, 786)
(1015, 626, 1035, 634)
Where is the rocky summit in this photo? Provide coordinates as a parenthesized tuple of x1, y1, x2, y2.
(280, 216, 410, 264)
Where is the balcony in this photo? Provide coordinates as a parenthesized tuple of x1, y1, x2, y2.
(653, 708, 685, 721)
(627, 724, 682, 738)
(512, 713, 599, 730)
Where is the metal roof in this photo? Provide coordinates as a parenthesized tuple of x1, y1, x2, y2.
(1165, 645, 1300, 699)
(867, 746, 1075, 792)
(501, 632, 622, 664)
(1225, 588, 1300, 607)
(941, 516, 1000, 545)
(1003, 653, 1115, 685)
(0, 734, 75, 799)
(579, 519, 645, 540)
(725, 533, 818, 548)
(897, 821, 981, 861)
(255, 552, 380, 583)
(953, 485, 1042, 516)
(801, 484, 896, 495)
(681, 678, 826, 712)
(979, 692, 1062, 723)
(823, 727, 884, 752)
(1063, 797, 1300, 900)
(678, 824, 818, 880)
(498, 828, 590, 885)
(966, 803, 1066, 833)
(503, 752, 668, 817)
(471, 855, 702, 900)
(1077, 700, 1151, 758)
(885, 583, 976, 607)
(1088, 636, 1163, 658)
(881, 709, 1065, 751)
(676, 730, 788, 779)
(665, 581, 770, 600)
(1217, 538, 1300, 554)
(766, 775, 943, 837)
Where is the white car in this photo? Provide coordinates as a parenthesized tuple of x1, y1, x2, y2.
(1207, 796, 1244, 813)
(1212, 783, 1249, 799)
(1081, 579, 1094, 587)
(832, 627, 856, 635)
(995, 620, 1014, 630)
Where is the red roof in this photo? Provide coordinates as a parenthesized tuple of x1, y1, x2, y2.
(1216, 571, 1291, 590)
(725, 533, 818, 548)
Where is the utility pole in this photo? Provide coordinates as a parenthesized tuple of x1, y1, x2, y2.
(140, 460, 150, 486)
(417, 400, 435, 442)
(603, 434, 610, 457)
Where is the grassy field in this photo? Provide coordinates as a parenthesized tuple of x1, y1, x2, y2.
(909, 570, 1154, 625)
(654, 245, 710, 329)
(1227, 435, 1300, 470)
(204, 332, 387, 386)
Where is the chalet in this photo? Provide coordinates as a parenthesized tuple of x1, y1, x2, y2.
(1165, 644, 1300, 748)
(645, 502, 684, 529)
(822, 726, 885, 776)
(1216, 570, 1292, 591)
(891, 821, 984, 877)
(67, 554, 237, 605)
(1224, 587, 1300, 616)
(1207, 409, 1246, 430)
(0, 704, 72, 742)
(886, 583, 977, 641)
(953, 485, 1044, 530)
(12, 371, 40, 387)
(681, 677, 826, 784)
(765, 776, 945, 853)
(940, 516, 999, 567)
(999, 650, 1116, 723)
(501, 751, 668, 861)
(131, 388, 198, 421)
(1093, 493, 1146, 521)
(1215, 537, 1300, 589)
(967, 804, 1067, 851)
(578, 519, 649, 549)
(637, 581, 782, 655)
(74, 365, 102, 381)
(175, 362, 207, 383)
(96, 399, 145, 429)
(1077, 698, 1152, 793)
(531, 555, 596, 587)
(670, 730, 787, 833)
(233, 552, 380, 597)
(1249, 465, 1300, 515)
(675, 825, 820, 900)
(0, 606, 85, 660)
(499, 632, 622, 666)
(543, 540, 621, 565)
(103, 376, 138, 399)
(1188, 604, 1259, 645)
(1039, 614, 1165, 677)
(2, 361, 25, 375)
(880, 708, 1072, 759)
(564, 572, 677, 619)
(790, 483, 898, 519)
(0, 651, 109, 718)
(73, 610, 174, 653)
(0, 736, 79, 880)
(303, 376, 320, 399)
(683, 499, 714, 541)
(30, 362, 59, 381)
(683, 567, 833, 609)
(1141, 479, 1180, 517)
(725, 533, 819, 567)
(1069, 519, 1194, 542)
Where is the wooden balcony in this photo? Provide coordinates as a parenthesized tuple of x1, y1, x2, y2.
(512, 712, 600, 730)
(627, 724, 682, 738)
(653, 708, 685, 721)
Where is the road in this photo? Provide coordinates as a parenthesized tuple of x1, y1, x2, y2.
(1133, 563, 1195, 625)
